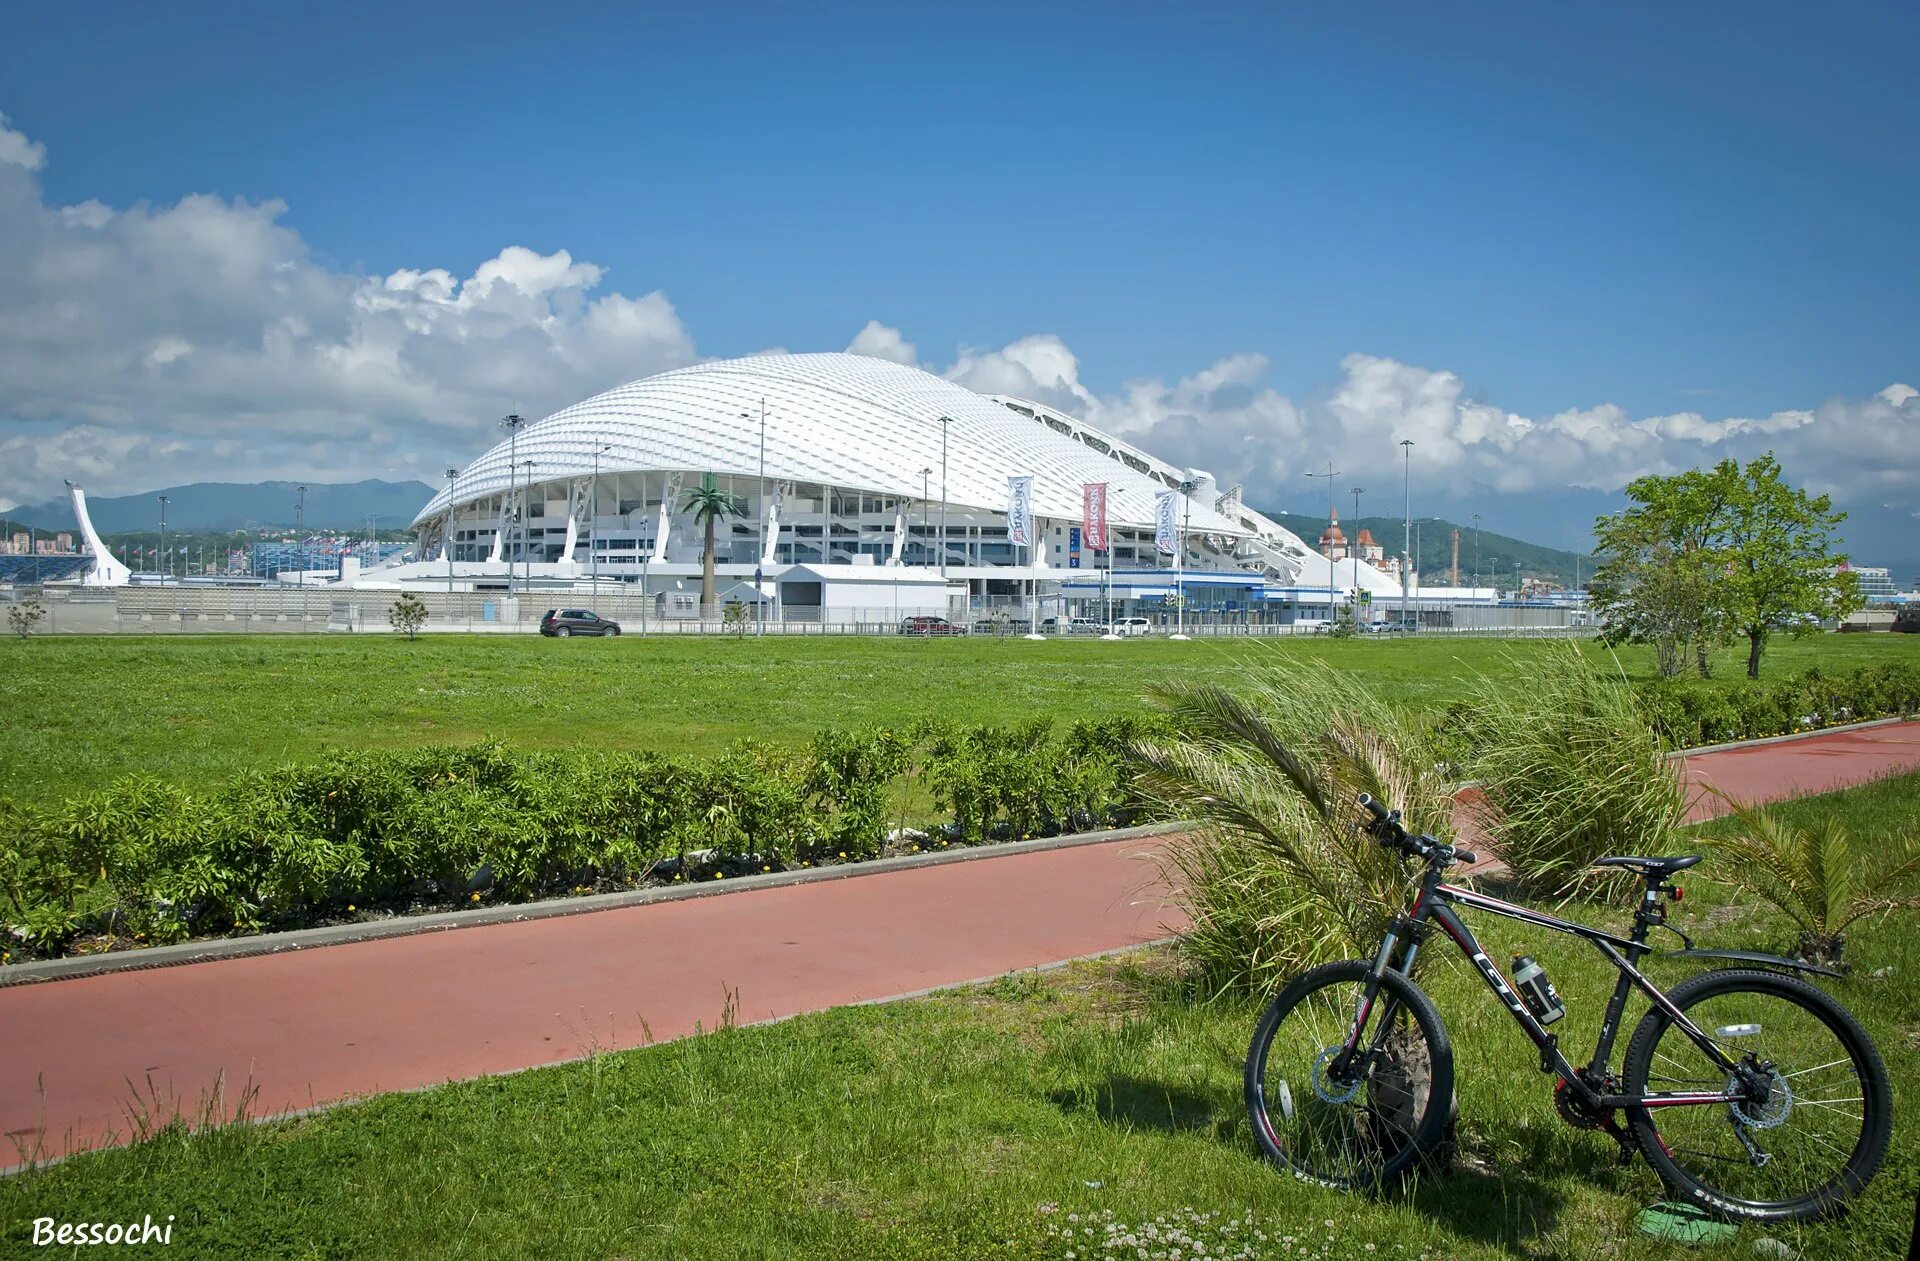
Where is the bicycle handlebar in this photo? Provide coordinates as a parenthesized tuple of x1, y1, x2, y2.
(1354, 793, 1476, 866)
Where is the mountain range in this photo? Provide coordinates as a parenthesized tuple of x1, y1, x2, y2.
(1262, 512, 1596, 589)
(2, 480, 437, 535)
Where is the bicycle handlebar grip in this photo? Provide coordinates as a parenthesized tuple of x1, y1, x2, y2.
(1357, 793, 1389, 822)
(1454, 849, 1479, 865)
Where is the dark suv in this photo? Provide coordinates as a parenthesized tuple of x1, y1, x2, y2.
(540, 608, 622, 637)
(899, 615, 963, 636)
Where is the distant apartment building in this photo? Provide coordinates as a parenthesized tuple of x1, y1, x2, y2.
(1850, 565, 1898, 603)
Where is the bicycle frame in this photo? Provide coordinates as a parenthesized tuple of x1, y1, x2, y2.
(1350, 858, 1748, 1114)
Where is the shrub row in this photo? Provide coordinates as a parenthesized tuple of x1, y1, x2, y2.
(1634, 663, 1920, 750)
(0, 716, 1164, 959)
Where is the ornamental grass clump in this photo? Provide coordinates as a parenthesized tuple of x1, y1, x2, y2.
(1463, 643, 1687, 899)
(1706, 790, 1920, 969)
(1133, 661, 1452, 999)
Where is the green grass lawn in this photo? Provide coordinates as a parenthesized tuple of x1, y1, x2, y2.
(2, 632, 1912, 805)
(5, 773, 1915, 1259)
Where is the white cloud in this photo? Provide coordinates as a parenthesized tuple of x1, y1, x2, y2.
(0, 113, 45, 170)
(872, 321, 1920, 525)
(945, 334, 1099, 413)
(845, 320, 918, 366)
(1, 108, 1911, 542)
(0, 117, 696, 507)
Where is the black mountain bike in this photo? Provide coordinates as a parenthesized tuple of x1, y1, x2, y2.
(1244, 794, 1892, 1223)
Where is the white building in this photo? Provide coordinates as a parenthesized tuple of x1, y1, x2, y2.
(371, 352, 1410, 625)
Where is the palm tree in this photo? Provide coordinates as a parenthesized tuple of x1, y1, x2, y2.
(1131, 663, 1454, 995)
(682, 474, 739, 618)
(1708, 793, 1920, 968)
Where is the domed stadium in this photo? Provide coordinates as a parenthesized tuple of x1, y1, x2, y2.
(381, 351, 1406, 626)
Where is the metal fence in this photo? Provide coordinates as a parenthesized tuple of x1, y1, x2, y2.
(1, 585, 1595, 638)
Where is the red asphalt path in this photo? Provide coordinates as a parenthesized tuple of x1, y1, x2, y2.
(3, 721, 1917, 1165)
(2, 835, 1183, 1164)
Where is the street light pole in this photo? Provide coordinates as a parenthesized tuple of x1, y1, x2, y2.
(445, 467, 460, 603)
(741, 401, 768, 634)
(590, 444, 610, 617)
(295, 485, 306, 536)
(1303, 462, 1340, 626)
(157, 495, 169, 585)
(937, 416, 952, 580)
(1351, 487, 1364, 627)
(1175, 479, 1192, 639)
(919, 468, 931, 565)
(1472, 513, 1483, 591)
(1399, 439, 1413, 621)
(500, 412, 524, 590)
(518, 459, 537, 599)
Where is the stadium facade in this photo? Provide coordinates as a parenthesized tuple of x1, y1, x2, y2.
(353, 352, 1432, 624)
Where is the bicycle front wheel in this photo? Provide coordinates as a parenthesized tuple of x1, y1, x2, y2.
(1244, 960, 1452, 1190)
(1623, 968, 1892, 1222)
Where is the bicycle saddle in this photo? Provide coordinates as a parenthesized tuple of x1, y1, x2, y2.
(1593, 854, 1703, 876)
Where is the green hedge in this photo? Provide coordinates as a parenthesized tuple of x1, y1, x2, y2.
(0, 716, 1165, 960)
(1635, 663, 1920, 750)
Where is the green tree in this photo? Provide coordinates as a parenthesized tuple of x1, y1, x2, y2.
(1589, 468, 1727, 678)
(681, 474, 740, 619)
(1712, 453, 1858, 679)
(1590, 454, 1855, 680)
(388, 592, 429, 640)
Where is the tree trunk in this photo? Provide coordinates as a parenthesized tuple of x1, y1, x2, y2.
(1655, 635, 1682, 679)
(1746, 627, 1765, 679)
(701, 517, 717, 617)
(1695, 638, 1712, 679)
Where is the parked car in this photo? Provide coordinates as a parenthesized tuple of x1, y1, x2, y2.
(1112, 616, 1152, 637)
(900, 615, 964, 636)
(1068, 617, 1103, 634)
(1893, 604, 1920, 634)
(540, 608, 621, 637)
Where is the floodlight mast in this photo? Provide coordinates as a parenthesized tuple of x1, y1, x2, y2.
(1303, 462, 1340, 625)
(1399, 438, 1413, 621)
(445, 468, 460, 600)
(1351, 487, 1364, 626)
(590, 445, 610, 616)
(157, 494, 169, 585)
(500, 412, 524, 593)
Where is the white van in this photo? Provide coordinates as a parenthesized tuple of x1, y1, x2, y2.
(1113, 617, 1152, 637)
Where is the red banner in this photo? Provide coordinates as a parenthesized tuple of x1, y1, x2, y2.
(1082, 483, 1109, 551)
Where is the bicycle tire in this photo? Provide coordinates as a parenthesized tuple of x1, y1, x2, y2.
(1244, 960, 1453, 1189)
(1623, 967, 1892, 1223)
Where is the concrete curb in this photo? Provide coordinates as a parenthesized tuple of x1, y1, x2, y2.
(0, 822, 1187, 988)
(1666, 714, 1910, 760)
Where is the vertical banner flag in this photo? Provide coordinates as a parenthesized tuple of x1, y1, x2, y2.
(1154, 491, 1178, 555)
(1006, 475, 1034, 548)
(1082, 482, 1109, 551)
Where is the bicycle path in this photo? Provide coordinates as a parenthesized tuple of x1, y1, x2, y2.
(3, 721, 1916, 1166)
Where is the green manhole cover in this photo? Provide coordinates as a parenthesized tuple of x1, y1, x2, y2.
(1637, 1201, 1737, 1244)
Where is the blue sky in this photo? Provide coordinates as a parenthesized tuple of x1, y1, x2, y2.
(1, 1, 1915, 565)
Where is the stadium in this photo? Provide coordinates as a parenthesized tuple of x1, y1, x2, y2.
(369, 351, 1415, 626)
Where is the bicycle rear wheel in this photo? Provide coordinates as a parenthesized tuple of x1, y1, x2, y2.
(1244, 960, 1452, 1189)
(1623, 968, 1891, 1222)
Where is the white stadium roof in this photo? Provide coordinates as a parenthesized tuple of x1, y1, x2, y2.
(414, 352, 1250, 535)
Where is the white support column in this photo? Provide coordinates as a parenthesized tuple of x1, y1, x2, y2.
(559, 479, 581, 563)
(486, 492, 505, 563)
(653, 473, 682, 564)
(888, 506, 905, 565)
(761, 483, 783, 568)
